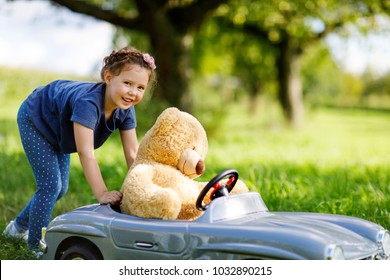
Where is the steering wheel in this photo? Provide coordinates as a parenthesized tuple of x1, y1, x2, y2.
(196, 169, 239, 211)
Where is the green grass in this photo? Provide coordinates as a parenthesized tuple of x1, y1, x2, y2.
(206, 104, 390, 226)
(0, 67, 389, 259)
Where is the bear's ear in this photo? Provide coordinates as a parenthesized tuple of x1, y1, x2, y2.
(152, 107, 181, 136)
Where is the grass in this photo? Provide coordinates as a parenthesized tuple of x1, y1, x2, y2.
(206, 104, 390, 224)
(0, 67, 389, 259)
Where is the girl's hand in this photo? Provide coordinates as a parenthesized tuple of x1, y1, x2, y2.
(99, 190, 123, 205)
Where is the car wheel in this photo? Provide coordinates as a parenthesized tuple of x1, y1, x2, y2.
(59, 243, 103, 260)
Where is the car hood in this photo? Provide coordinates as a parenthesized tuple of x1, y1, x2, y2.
(193, 193, 381, 259)
(203, 212, 380, 259)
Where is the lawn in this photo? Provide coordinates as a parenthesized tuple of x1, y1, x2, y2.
(0, 67, 389, 259)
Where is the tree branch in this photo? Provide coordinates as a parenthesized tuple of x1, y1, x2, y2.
(168, 0, 228, 31)
(49, 0, 143, 29)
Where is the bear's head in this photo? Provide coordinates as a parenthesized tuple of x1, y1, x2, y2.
(135, 107, 208, 179)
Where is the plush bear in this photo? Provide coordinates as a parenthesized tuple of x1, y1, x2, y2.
(120, 107, 248, 220)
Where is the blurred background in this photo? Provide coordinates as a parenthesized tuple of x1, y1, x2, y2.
(0, 0, 389, 258)
(1, 0, 390, 126)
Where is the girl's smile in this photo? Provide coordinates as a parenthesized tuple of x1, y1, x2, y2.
(104, 64, 150, 116)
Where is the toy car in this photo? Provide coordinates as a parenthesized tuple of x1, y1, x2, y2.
(39, 169, 390, 260)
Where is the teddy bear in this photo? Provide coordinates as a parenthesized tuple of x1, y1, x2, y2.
(120, 107, 248, 220)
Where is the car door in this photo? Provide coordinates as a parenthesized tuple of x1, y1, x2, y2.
(110, 215, 190, 258)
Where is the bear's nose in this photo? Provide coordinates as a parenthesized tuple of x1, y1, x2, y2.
(196, 159, 205, 175)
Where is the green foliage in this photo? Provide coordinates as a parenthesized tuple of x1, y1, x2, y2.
(44, 0, 390, 118)
(217, 0, 382, 42)
(300, 42, 390, 109)
(193, 18, 277, 99)
(301, 42, 342, 101)
(0, 67, 389, 259)
(192, 0, 390, 109)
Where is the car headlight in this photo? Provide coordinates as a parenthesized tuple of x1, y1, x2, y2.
(377, 230, 390, 257)
(39, 227, 47, 253)
(325, 245, 345, 260)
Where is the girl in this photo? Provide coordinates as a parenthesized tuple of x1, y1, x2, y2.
(3, 46, 157, 253)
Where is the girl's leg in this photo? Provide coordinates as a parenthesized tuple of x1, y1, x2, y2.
(14, 102, 70, 250)
(57, 152, 70, 201)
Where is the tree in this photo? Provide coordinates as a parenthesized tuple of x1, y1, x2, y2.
(207, 0, 389, 126)
(9, 0, 389, 125)
(48, 0, 227, 112)
(192, 19, 277, 112)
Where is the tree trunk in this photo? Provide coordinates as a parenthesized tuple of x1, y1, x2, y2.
(151, 34, 193, 112)
(48, 0, 228, 114)
(276, 36, 304, 127)
(248, 83, 261, 114)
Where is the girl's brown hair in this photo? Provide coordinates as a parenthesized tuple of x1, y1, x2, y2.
(100, 47, 157, 85)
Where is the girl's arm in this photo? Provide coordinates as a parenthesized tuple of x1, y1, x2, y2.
(74, 122, 122, 205)
(119, 129, 138, 169)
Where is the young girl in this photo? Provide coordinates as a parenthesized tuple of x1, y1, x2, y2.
(3, 46, 157, 253)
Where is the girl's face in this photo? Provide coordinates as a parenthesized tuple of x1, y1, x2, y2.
(104, 64, 150, 112)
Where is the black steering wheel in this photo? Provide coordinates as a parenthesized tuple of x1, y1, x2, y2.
(196, 169, 239, 211)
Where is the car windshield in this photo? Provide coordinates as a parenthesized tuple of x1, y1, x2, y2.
(197, 192, 268, 223)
